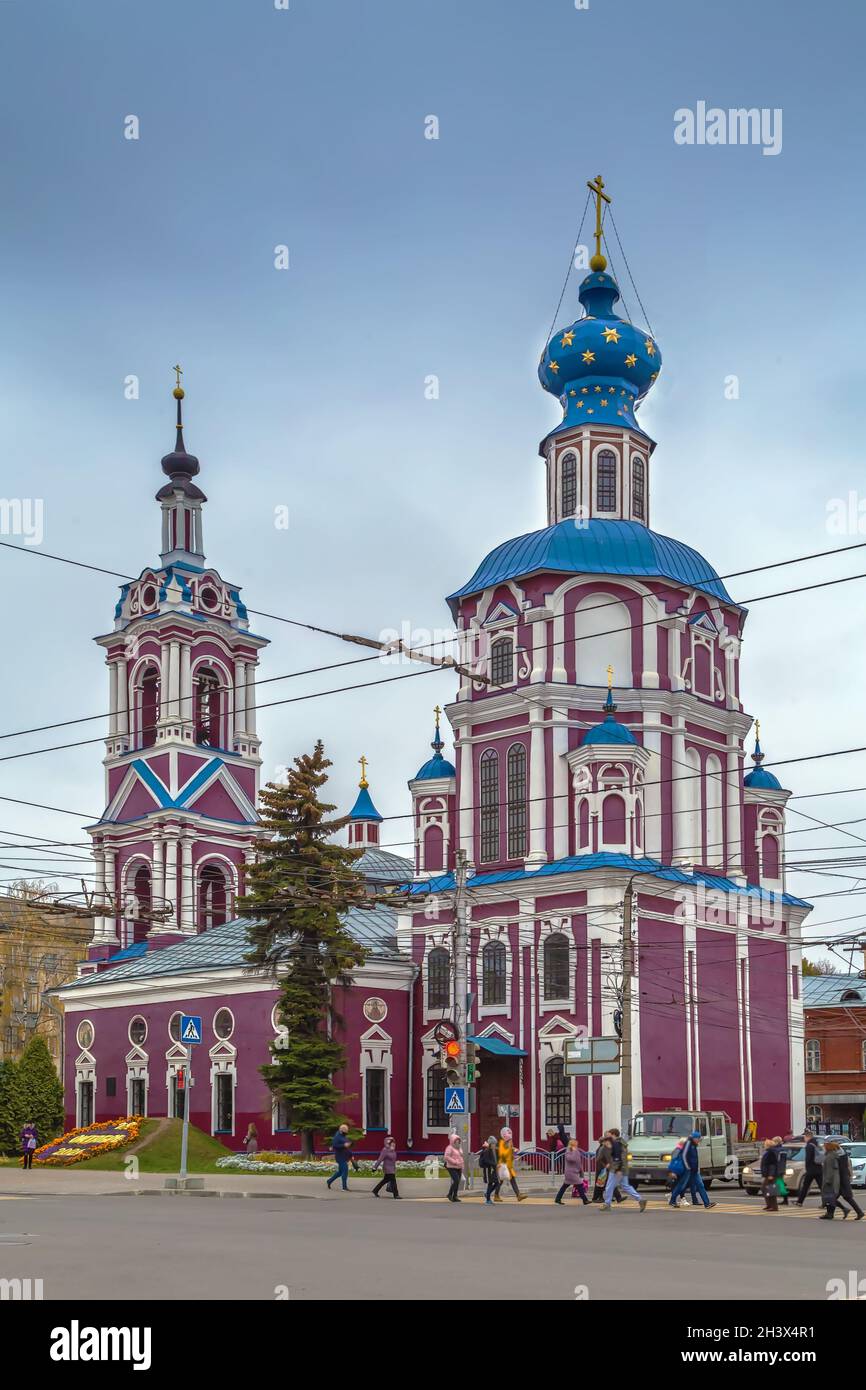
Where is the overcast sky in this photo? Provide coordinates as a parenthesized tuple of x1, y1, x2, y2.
(1, 0, 864, 964)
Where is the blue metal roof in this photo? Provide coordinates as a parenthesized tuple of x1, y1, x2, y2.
(447, 519, 738, 611)
(583, 713, 637, 746)
(414, 752, 456, 780)
(744, 765, 783, 791)
(402, 852, 810, 909)
(802, 973, 866, 1008)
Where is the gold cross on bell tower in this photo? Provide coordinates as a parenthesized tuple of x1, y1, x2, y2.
(358, 754, 369, 789)
(606, 663, 614, 690)
(587, 174, 611, 273)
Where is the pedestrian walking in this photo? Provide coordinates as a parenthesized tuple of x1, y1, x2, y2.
(668, 1130, 715, 1209)
(796, 1130, 823, 1206)
(444, 1132, 464, 1202)
(759, 1137, 783, 1212)
(479, 1136, 500, 1203)
(326, 1123, 352, 1191)
(554, 1139, 589, 1205)
(20, 1120, 38, 1170)
(819, 1141, 847, 1220)
(242, 1123, 258, 1156)
(497, 1127, 527, 1201)
(372, 1136, 401, 1199)
(770, 1136, 790, 1206)
(592, 1133, 618, 1202)
(601, 1128, 647, 1211)
(838, 1146, 864, 1220)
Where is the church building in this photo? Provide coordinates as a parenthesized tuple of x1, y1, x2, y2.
(54, 191, 809, 1151)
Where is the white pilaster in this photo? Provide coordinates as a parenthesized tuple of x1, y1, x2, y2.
(234, 658, 247, 735)
(525, 710, 547, 867)
(245, 662, 257, 735)
(180, 835, 194, 933)
(672, 721, 691, 865)
(726, 747, 744, 878)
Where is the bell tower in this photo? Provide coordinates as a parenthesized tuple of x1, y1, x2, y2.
(86, 374, 269, 957)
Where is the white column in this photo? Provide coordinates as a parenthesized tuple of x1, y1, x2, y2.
(245, 662, 257, 735)
(672, 721, 691, 865)
(181, 836, 194, 933)
(526, 710, 547, 867)
(234, 658, 247, 736)
(180, 643, 192, 726)
(169, 641, 181, 722)
(457, 736, 474, 867)
(153, 835, 165, 913)
(552, 717, 569, 860)
(164, 836, 178, 927)
(116, 658, 129, 737)
(108, 662, 118, 736)
(726, 746, 744, 878)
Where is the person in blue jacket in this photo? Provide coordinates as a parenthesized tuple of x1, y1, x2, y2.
(326, 1124, 352, 1191)
(669, 1130, 715, 1209)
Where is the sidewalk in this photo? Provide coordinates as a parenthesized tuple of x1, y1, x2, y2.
(0, 1168, 460, 1200)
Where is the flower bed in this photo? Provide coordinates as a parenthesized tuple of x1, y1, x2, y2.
(26, 1117, 143, 1167)
(215, 1153, 437, 1176)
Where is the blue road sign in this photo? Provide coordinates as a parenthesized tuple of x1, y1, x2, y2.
(180, 1015, 203, 1045)
(444, 1087, 467, 1114)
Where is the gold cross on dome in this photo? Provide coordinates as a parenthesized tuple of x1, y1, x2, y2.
(755, 719, 761, 742)
(587, 173, 611, 271)
(434, 704, 442, 731)
(173, 364, 183, 389)
(358, 754, 369, 788)
(607, 663, 614, 690)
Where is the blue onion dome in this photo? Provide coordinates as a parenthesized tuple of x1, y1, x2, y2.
(414, 708, 456, 780)
(348, 756, 383, 821)
(743, 724, 783, 791)
(582, 687, 638, 747)
(538, 270, 661, 437)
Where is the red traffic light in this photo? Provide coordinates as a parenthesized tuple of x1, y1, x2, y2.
(444, 1040, 461, 1060)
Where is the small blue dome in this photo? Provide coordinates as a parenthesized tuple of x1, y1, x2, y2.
(744, 765, 782, 791)
(348, 785, 383, 822)
(414, 751, 456, 781)
(538, 271, 661, 438)
(583, 713, 637, 747)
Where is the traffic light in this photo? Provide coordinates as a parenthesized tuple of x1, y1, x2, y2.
(465, 1041, 482, 1085)
(442, 1038, 462, 1087)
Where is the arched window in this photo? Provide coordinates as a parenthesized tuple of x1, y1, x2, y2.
(693, 641, 712, 697)
(805, 1040, 821, 1073)
(132, 864, 152, 919)
(561, 451, 577, 517)
(482, 940, 507, 1006)
(602, 794, 626, 845)
(706, 754, 723, 867)
(490, 637, 513, 687)
(578, 798, 590, 849)
(194, 667, 222, 747)
(506, 743, 527, 859)
(426, 1065, 448, 1128)
(596, 450, 617, 512)
(634, 798, 642, 848)
(631, 456, 645, 520)
(427, 947, 450, 1010)
(761, 834, 780, 880)
(140, 665, 160, 748)
(544, 1056, 572, 1127)
(424, 824, 444, 873)
(199, 863, 230, 930)
(479, 750, 499, 863)
(543, 932, 570, 1001)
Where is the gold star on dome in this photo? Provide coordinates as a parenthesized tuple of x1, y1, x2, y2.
(581, 387, 588, 394)
(561, 330, 575, 347)
(620, 389, 627, 395)
(576, 400, 584, 409)
(594, 385, 602, 393)
(569, 389, 576, 396)
(581, 350, 595, 364)
(587, 408, 595, 415)
(600, 398, 609, 406)
(644, 339, 656, 356)
(650, 371, 658, 379)
(602, 326, 620, 344)
(625, 353, 637, 367)
(550, 360, 560, 373)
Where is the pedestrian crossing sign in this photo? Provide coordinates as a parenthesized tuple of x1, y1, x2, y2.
(180, 1015, 202, 1045)
(444, 1087, 467, 1113)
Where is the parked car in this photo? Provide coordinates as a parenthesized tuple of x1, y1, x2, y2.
(741, 1143, 810, 1197)
(841, 1141, 866, 1187)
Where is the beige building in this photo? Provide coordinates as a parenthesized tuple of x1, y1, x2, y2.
(0, 891, 91, 1073)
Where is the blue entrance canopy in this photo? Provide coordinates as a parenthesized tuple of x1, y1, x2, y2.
(468, 1035, 527, 1057)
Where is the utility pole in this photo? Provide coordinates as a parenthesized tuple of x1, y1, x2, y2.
(620, 877, 635, 1141)
(453, 850, 472, 1165)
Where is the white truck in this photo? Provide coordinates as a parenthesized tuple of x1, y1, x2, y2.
(626, 1108, 761, 1188)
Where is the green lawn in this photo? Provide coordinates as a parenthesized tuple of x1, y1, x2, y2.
(76, 1119, 231, 1172)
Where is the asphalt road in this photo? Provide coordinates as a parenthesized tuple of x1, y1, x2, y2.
(1, 1188, 864, 1300)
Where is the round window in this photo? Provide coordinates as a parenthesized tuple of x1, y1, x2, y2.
(76, 1019, 94, 1049)
(213, 1008, 234, 1040)
(141, 585, 157, 609)
(200, 586, 220, 610)
(129, 1016, 147, 1046)
(169, 1012, 182, 1043)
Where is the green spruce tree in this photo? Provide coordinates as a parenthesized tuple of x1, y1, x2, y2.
(0, 1060, 26, 1155)
(241, 741, 370, 1158)
(17, 1035, 64, 1141)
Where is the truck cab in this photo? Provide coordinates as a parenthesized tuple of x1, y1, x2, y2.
(627, 1109, 733, 1187)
